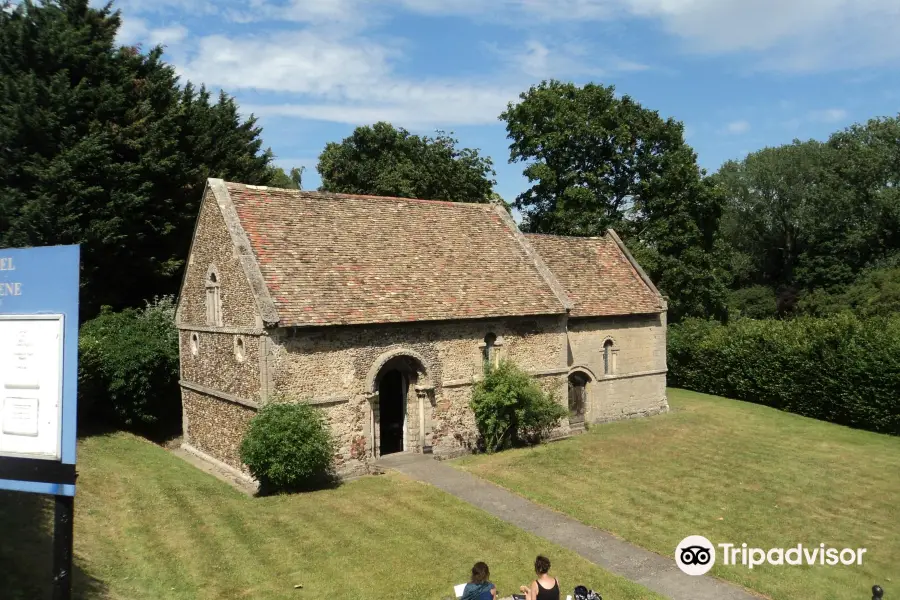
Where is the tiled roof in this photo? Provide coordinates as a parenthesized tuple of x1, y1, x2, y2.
(223, 182, 568, 327)
(526, 233, 663, 317)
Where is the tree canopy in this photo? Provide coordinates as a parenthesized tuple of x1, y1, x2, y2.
(0, 0, 276, 319)
(500, 80, 728, 321)
(714, 115, 900, 314)
(268, 166, 304, 190)
(317, 122, 496, 202)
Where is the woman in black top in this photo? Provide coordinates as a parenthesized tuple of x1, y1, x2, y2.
(520, 555, 560, 600)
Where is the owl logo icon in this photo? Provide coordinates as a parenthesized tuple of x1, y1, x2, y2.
(675, 536, 716, 575)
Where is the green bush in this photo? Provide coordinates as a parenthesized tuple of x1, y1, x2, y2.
(239, 401, 335, 493)
(470, 360, 568, 453)
(78, 296, 180, 432)
(797, 265, 900, 318)
(727, 285, 778, 320)
(668, 314, 900, 435)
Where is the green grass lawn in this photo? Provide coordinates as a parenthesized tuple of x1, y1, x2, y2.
(455, 388, 900, 600)
(0, 432, 664, 600)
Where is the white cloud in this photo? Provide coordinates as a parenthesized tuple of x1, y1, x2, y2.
(395, 0, 621, 21)
(116, 0, 217, 15)
(224, 0, 377, 28)
(177, 31, 395, 95)
(223, 0, 900, 72)
(242, 89, 511, 127)
(723, 120, 750, 135)
(115, 17, 188, 48)
(177, 31, 518, 127)
(115, 17, 149, 45)
(809, 108, 848, 123)
(606, 0, 900, 71)
(151, 25, 189, 46)
(117, 0, 900, 72)
(491, 40, 649, 79)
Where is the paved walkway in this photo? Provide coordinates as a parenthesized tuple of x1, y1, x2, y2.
(377, 453, 759, 600)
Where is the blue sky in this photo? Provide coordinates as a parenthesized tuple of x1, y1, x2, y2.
(113, 0, 900, 205)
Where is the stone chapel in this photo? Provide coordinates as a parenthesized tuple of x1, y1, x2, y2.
(175, 178, 669, 480)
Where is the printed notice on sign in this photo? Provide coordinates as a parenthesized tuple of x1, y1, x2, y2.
(0, 316, 63, 459)
(3, 397, 40, 436)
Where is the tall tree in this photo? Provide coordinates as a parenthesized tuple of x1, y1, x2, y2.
(0, 0, 276, 319)
(317, 122, 496, 202)
(268, 165, 304, 189)
(715, 141, 832, 292)
(715, 116, 900, 313)
(500, 80, 728, 321)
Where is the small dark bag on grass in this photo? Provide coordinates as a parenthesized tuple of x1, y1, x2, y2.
(573, 585, 602, 600)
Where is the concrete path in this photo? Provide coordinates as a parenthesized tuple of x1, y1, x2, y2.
(377, 453, 759, 600)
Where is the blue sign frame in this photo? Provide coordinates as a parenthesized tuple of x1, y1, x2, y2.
(0, 245, 79, 497)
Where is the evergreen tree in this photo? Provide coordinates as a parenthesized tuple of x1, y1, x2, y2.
(0, 0, 275, 319)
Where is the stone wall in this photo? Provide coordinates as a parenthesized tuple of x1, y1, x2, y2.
(591, 372, 668, 423)
(268, 315, 570, 475)
(176, 287, 669, 478)
(179, 331, 263, 402)
(567, 313, 668, 423)
(176, 187, 261, 329)
(182, 388, 256, 475)
(177, 186, 269, 477)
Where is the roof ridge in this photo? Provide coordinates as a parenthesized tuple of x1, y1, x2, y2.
(490, 205, 574, 312)
(525, 232, 608, 240)
(224, 181, 492, 209)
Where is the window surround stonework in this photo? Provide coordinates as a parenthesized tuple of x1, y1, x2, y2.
(601, 336, 619, 376)
(205, 264, 222, 327)
(478, 333, 504, 368)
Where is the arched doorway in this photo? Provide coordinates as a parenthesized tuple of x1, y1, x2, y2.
(568, 371, 590, 430)
(367, 350, 432, 458)
(378, 369, 407, 455)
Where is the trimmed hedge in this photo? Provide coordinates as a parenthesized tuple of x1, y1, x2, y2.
(668, 313, 900, 435)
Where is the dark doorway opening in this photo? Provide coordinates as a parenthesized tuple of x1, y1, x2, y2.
(568, 372, 588, 429)
(379, 369, 405, 455)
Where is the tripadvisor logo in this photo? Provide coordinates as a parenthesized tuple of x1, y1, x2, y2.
(675, 536, 716, 575)
(675, 536, 868, 576)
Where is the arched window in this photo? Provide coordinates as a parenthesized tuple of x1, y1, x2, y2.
(482, 332, 497, 366)
(603, 339, 616, 375)
(234, 336, 245, 363)
(205, 266, 222, 326)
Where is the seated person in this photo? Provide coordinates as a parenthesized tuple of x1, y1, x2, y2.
(519, 555, 560, 600)
(461, 562, 497, 600)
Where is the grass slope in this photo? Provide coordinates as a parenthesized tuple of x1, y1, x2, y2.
(0, 432, 664, 600)
(455, 388, 900, 600)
